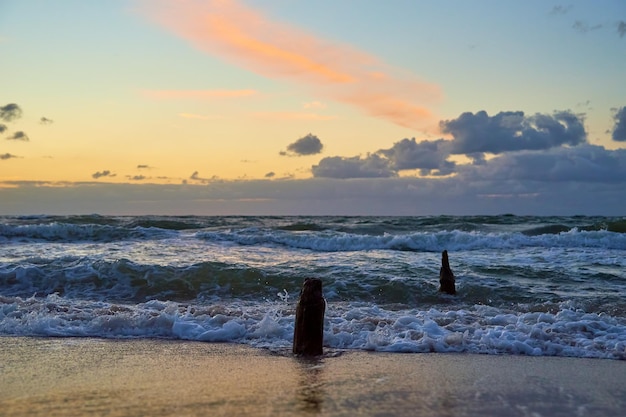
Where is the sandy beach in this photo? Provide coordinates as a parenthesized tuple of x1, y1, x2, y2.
(1, 337, 625, 417)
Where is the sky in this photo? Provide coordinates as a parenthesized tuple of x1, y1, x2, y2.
(1, 0, 625, 215)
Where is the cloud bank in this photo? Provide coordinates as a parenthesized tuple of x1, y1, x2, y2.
(139, 0, 441, 131)
(2, 177, 623, 216)
(312, 154, 396, 179)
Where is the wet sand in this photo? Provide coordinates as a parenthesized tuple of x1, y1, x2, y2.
(1, 337, 625, 416)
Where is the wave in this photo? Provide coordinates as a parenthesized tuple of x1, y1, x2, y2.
(0, 258, 284, 302)
(0, 222, 177, 242)
(196, 228, 626, 252)
(2, 214, 624, 245)
(2, 254, 622, 312)
(1, 294, 624, 359)
(4, 223, 623, 251)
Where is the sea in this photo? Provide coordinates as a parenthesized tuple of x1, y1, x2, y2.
(1, 214, 625, 359)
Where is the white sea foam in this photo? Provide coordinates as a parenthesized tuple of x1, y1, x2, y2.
(1, 294, 625, 359)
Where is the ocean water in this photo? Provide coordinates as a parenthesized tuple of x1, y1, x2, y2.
(1, 215, 625, 359)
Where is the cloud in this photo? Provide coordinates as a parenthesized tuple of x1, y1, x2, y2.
(143, 89, 257, 99)
(312, 109, 591, 179)
(282, 133, 323, 156)
(189, 171, 216, 184)
(265, 171, 275, 178)
(440, 110, 586, 155)
(0, 103, 23, 122)
(549, 5, 572, 16)
(92, 170, 116, 179)
(1, 153, 19, 160)
(572, 21, 603, 34)
(612, 106, 626, 142)
(137, 164, 152, 169)
(619, 21, 626, 38)
(40, 117, 54, 125)
(0, 124, 6, 133)
(312, 154, 396, 179)
(377, 138, 455, 176)
(128, 175, 146, 181)
(458, 144, 626, 183)
(139, 0, 441, 131)
(6, 131, 29, 141)
(3, 176, 624, 216)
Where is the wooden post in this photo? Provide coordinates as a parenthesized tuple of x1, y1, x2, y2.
(439, 250, 456, 295)
(293, 278, 325, 356)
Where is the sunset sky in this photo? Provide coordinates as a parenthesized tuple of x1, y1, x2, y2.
(1, 0, 625, 215)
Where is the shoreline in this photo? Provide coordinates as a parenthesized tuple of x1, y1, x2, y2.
(1, 336, 625, 416)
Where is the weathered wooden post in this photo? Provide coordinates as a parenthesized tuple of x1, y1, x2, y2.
(439, 250, 456, 295)
(293, 278, 325, 356)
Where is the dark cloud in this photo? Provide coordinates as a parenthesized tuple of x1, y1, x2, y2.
(6, 131, 29, 141)
(549, 5, 572, 16)
(265, 171, 275, 178)
(612, 106, 626, 142)
(190, 171, 216, 184)
(129, 175, 146, 181)
(137, 164, 151, 169)
(440, 110, 586, 155)
(40, 117, 54, 125)
(1, 153, 19, 160)
(458, 145, 626, 183)
(0, 103, 22, 122)
(572, 21, 603, 34)
(92, 170, 115, 179)
(0, 124, 6, 133)
(618, 21, 626, 38)
(4, 175, 624, 216)
(377, 138, 455, 176)
(283, 133, 323, 156)
(312, 154, 396, 179)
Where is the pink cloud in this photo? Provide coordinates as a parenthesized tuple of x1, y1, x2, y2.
(138, 0, 441, 131)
